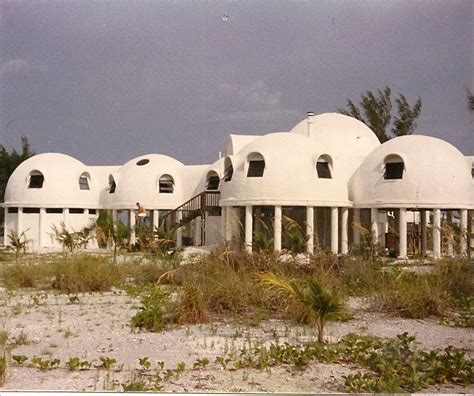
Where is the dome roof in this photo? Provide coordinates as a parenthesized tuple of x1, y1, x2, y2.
(191, 157, 225, 196)
(290, 113, 381, 180)
(4, 153, 99, 208)
(350, 135, 474, 209)
(220, 133, 351, 206)
(103, 154, 186, 209)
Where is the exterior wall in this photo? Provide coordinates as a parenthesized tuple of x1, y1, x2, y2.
(204, 214, 222, 246)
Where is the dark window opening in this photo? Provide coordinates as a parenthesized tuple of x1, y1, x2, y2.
(79, 176, 90, 190)
(29, 174, 44, 188)
(223, 165, 233, 182)
(207, 175, 220, 190)
(89, 209, 97, 215)
(23, 207, 40, 214)
(109, 179, 116, 194)
(46, 208, 63, 214)
(8, 207, 18, 214)
(316, 161, 332, 179)
(384, 162, 404, 179)
(471, 167, 474, 178)
(247, 160, 265, 177)
(136, 159, 149, 166)
(159, 176, 174, 193)
(69, 208, 84, 214)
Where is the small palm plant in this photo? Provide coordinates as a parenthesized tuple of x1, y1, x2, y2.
(259, 272, 345, 343)
(8, 230, 29, 259)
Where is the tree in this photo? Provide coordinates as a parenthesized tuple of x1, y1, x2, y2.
(338, 86, 422, 142)
(259, 272, 345, 343)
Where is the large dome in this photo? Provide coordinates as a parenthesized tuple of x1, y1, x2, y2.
(350, 135, 474, 209)
(4, 153, 99, 208)
(102, 154, 186, 209)
(219, 133, 350, 206)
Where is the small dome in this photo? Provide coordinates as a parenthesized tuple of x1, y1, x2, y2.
(4, 153, 99, 208)
(350, 135, 474, 209)
(220, 133, 350, 206)
(103, 154, 186, 209)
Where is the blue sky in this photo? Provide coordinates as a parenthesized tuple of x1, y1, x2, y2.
(1, 0, 472, 165)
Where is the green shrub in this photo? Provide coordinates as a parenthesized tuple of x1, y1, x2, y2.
(131, 286, 176, 332)
(3, 263, 37, 289)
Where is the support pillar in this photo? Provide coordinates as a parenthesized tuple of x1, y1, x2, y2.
(245, 205, 253, 253)
(371, 208, 379, 247)
(341, 207, 349, 254)
(274, 205, 282, 252)
(194, 216, 202, 246)
(398, 208, 407, 259)
(433, 209, 441, 259)
(4, 208, 8, 246)
(153, 209, 159, 230)
(176, 211, 182, 248)
(420, 210, 427, 257)
(306, 206, 314, 254)
(129, 209, 136, 245)
(225, 206, 233, 244)
(39, 208, 46, 247)
(460, 209, 468, 257)
(331, 207, 338, 254)
(353, 208, 361, 246)
(63, 208, 69, 229)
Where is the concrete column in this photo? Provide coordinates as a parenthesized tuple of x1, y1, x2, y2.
(447, 211, 454, 257)
(460, 209, 468, 257)
(63, 208, 69, 229)
(331, 207, 338, 254)
(129, 209, 136, 245)
(398, 208, 407, 259)
(4, 208, 8, 246)
(420, 210, 427, 257)
(194, 216, 202, 246)
(371, 208, 379, 247)
(153, 209, 159, 230)
(111, 209, 118, 222)
(433, 209, 441, 259)
(274, 205, 282, 252)
(39, 208, 46, 247)
(225, 206, 233, 244)
(176, 211, 182, 248)
(341, 207, 349, 254)
(306, 206, 314, 254)
(245, 205, 253, 253)
(353, 208, 361, 246)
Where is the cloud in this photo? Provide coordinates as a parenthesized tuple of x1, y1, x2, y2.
(0, 58, 31, 77)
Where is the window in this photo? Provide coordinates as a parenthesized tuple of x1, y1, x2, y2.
(46, 208, 63, 214)
(28, 171, 44, 188)
(384, 155, 404, 180)
(159, 174, 174, 193)
(223, 157, 233, 182)
(136, 159, 149, 166)
(23, 207, 40, 214)
(89, 209, 97, 215)
(8, 207, 18, 214)
(109, 175, 116, 193)
(79, 173, 90, 190)
(316, 155, 332, 179)
(247, 153, 265, 177)
(206, 171, 220, 190)
(69, 208, 84, 214)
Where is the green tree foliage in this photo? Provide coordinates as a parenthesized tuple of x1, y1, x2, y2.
(0, 136, 35, 202)
(338, 86, 422, 142)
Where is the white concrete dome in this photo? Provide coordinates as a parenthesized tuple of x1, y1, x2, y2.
(290, 113, 381, 180)
(350, 135, 474, 209)
(191, 157, 225, 196)
(103, 154, 186, 209)
(4, 153, 99, 208)
(219, 133, 351, 207)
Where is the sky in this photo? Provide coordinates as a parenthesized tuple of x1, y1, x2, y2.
(0, 0, 473, 165)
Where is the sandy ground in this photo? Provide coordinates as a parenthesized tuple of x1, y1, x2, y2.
(0, 288, 473, 393)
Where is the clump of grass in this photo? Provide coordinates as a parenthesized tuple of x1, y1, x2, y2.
(3, 263, 38, 289)
(175, 285, 209, 324)
(52, 255, 123, 293)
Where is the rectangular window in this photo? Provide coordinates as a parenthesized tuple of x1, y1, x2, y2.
(23, 207, 40, 214)
(46, 208, 63, 214)
(28, 175, 44, 188)
(384, 162, 404, 179)
(316, 162, 331, 179)
(207, 176, 220, 190)
(79, 176, 90, 190)
(89, 209, 97, 215)
(159, 181, 174, 193)
(69, 208, 85, 214)
(8, 207, 18, 214)
(247, 160, 265, 177)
